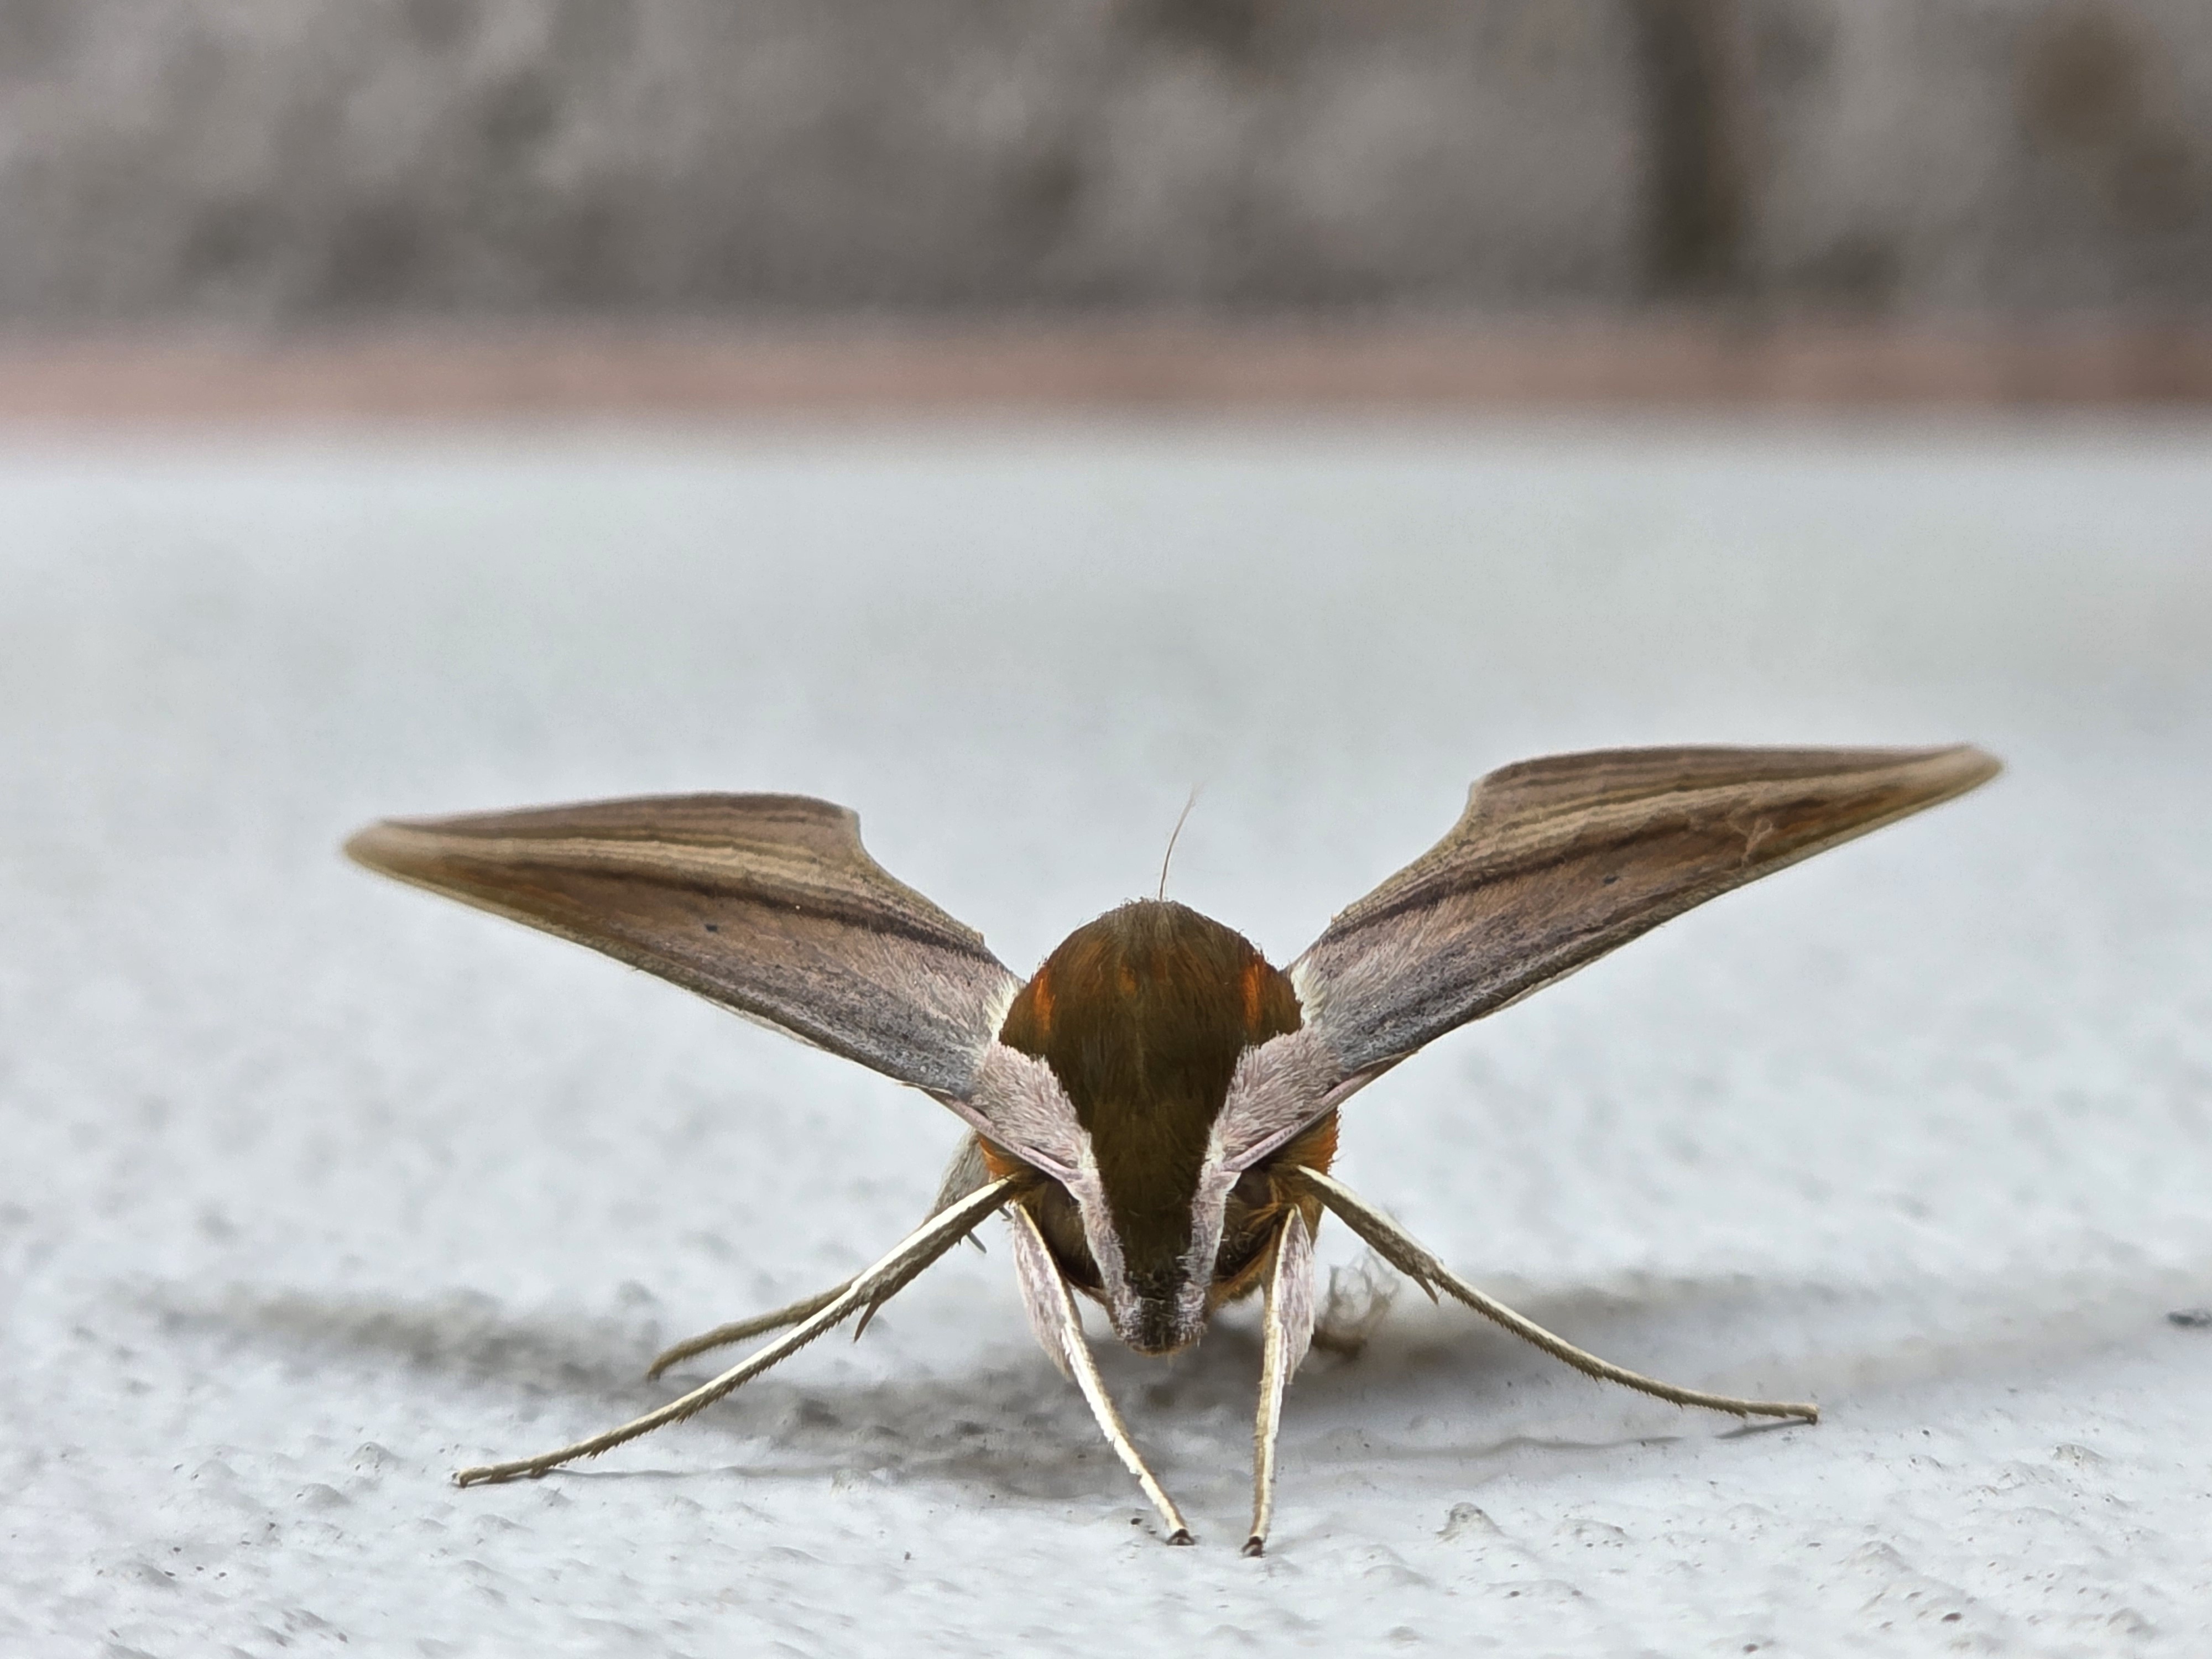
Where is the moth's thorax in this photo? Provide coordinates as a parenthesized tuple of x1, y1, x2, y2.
(999, 899, 1301, 1352)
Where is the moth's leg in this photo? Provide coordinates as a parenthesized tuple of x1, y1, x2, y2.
(455, 1178, 1016, 1487)
(646, 1282, 854, 1380)
(1005, 1204, 1194, 1545)
(1244, 1208, 1316, 1558)
(1289, 1167, 1819, 1425)
(851, 1133, 993, 1337)
(650, 1135, 994, 1376)
(931, 1134, 993, 1250)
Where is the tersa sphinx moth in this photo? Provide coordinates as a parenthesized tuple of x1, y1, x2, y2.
(347, 743, 1999, 1552)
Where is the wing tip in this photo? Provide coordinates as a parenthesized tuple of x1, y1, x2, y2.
(342, 821, 385, 872)
(343, 819, 429, 879)
(1920, 742, 2004, 798)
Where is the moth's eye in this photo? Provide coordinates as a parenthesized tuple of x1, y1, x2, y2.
(1230, 1168, 1272, 1209)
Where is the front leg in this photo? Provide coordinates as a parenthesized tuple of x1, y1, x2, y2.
(1004, 1204, 1194, 1545)
(1244, 1207, 1316, 1557)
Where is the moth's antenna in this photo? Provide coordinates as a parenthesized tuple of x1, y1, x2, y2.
(1157, 787, 1201, 901)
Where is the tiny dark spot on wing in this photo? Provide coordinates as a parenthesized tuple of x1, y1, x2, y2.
(2168, 1307, 2212, 1328)
(703, 922, 720, 932)
(1602, 874, 1620, 886)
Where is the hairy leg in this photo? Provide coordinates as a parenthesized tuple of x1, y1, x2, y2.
(1244, 1208, 1315, 1557)
(1005, 1204, 1193, 1545)
(454, 1177, 1016, 1486)
(1288, 1166, 1819, 1425)
(645, 1284, 853, 1380)
(647, 1134, 996, 1377)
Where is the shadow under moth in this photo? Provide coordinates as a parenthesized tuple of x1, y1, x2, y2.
(347, 743, 1999, 1552)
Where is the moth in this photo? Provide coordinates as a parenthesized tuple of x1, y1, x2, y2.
(347, 743, 1999, 1552)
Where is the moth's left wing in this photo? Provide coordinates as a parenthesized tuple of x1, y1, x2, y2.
(1290, 744, 2000, 1084)
(347, 794, 1020, 1101)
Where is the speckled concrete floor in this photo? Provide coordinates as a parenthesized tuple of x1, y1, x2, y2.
(3, 419, 2208, 1656)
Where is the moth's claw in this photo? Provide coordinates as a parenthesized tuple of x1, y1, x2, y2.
(1167, 1527, 1194, 1547)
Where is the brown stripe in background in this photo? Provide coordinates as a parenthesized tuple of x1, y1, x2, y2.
(3, 319, 2210, 426)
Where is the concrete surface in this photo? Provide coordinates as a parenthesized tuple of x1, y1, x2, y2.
(2, 417, 2209, 1653)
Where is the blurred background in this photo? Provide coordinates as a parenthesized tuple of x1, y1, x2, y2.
(2, 0, 2209, 410)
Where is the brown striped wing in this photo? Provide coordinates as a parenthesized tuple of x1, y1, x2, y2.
(346, 794, 1020, 1100)
(1291, 745, 2001, 1080)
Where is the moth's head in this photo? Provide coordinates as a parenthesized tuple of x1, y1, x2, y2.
(998, 899, 1301, 1354)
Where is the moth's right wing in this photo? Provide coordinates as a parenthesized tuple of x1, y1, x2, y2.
(346, 794, 1021, 1103)
(1291, 744, 2001, 1083)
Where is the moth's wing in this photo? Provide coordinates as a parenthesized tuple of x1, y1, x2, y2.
(347, 794, 1019, 1100)
(1291, 745, 2001, 1080)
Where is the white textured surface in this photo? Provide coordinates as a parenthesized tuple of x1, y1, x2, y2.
(3, 420, 2209, 1655)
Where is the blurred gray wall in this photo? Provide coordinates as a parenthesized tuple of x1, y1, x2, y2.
(1, 0, 2207, 325)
